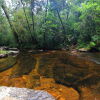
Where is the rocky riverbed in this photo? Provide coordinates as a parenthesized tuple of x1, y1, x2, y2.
(0, 50, 99, 100)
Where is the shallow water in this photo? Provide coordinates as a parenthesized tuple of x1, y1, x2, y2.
(0, 50, 100, 100)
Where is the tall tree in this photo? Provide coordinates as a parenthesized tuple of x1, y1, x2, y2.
(1, 4, 20, 47)
(20, 0, 37, 44)
(43, 0, 49, 50)
(31, 0, 35, 32)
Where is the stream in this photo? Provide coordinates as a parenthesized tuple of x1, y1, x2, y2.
(0, 50, 100, 100)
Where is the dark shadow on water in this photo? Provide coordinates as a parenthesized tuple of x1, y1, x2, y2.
(37, 51, 100, 99)
(10, 52, 36, 77)
(0, 56, 17, 72)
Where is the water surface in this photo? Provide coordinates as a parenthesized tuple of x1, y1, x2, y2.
(0, 51, 100, 100)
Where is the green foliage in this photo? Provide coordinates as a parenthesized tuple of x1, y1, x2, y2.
(0, 0, 99, 50)
(0, 50, 9, 54)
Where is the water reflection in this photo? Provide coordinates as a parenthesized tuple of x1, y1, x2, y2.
(0, 56, 16, 72)
(10, 52, 36, 77)
(0, 51, 100, 100)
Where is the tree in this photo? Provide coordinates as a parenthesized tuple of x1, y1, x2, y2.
(1, 4, 20, 47)
(0, 0, 99, 50)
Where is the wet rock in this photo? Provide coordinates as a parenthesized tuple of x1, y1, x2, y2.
(8, 51, 19, 56)
(0, 54, 8, 58)
(0, 86, 55, 100)
(0, 46, 8, 50)
(8, 48, 18, 51)
(78, 48, 89, 52)
(0, 50, 19, 59)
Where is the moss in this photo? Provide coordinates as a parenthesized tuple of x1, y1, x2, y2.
(0, 50, 9, 55)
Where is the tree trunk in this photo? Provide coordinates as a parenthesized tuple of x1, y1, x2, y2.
(56, 9, 66, 34)
(20, 0, 31, 33)
(1, 4, 20, 48)
(31, 0, 35, 32)
(21, 0, 36, 43)
(43, 0, 49, 50)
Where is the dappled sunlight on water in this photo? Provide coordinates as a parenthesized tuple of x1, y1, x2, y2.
(0, 51, 100, 100)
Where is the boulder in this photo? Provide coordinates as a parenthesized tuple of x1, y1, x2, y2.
(78, 48, 89, 52)
(0, 86, 55, 100)
(0, 54, 8, 58)
(8, 48, 18, 51)
(8, 51, 19, 56)
(0, 47, 8, 50)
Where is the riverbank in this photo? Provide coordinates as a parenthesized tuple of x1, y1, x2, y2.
(0, 45, 100, 59)
(0, 47, 19, 58)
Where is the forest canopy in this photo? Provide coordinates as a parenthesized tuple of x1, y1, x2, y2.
(0, 0, 100, 50)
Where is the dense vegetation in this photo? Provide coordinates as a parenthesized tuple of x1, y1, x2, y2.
(0, 0, 100, 50)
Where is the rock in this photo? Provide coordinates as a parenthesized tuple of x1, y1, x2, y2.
(0, 86, 55, 100)
(0, 47, 19, 59)
(78, 48, 89, 52)
(0, 54, 8, 58)
(70, 50, 79, 56)
(0, 46, 8, 50)
(8, 51, 19, 55)
(0, 51, 19, 59)
(8, 48, 18, 51)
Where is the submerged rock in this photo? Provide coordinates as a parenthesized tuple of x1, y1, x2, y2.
(0, 86, 55, 100)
